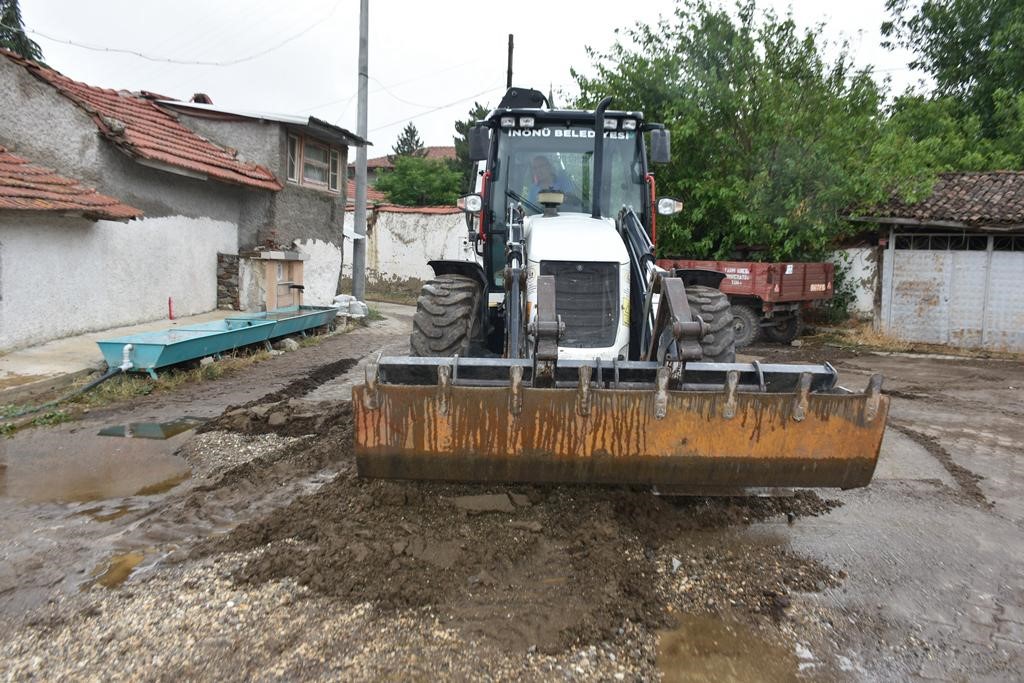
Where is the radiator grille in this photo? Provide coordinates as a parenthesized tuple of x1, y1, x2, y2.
(540, 261, 619, 347)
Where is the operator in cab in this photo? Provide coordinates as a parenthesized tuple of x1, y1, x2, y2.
(527, 155, 572, 204)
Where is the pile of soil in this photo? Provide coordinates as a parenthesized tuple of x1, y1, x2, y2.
(205, 407, 843, 655)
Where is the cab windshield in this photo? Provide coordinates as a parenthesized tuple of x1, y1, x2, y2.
(494, 125, 646, 222)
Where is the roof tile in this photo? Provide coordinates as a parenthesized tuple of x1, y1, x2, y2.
(867, 172, 1024, 227)
(1, 49, 281, 192)
(0, 145, 142, 220)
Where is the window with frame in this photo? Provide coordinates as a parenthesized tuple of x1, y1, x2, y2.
(287, 134, 341, 193)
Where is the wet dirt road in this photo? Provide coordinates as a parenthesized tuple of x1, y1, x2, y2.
(0, 309, 1022, 681)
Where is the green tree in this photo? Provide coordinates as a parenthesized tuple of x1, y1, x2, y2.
(882, 0, 1024, 137)
(391, 122, 426, 159)
(452, 101, 490, 192)
(879, 93, 1023, 171)
(0, 0, 43, 60)
(574, 0, 929, 261)
(375, 156, 461, 206)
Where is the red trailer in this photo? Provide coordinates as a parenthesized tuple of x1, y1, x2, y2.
(658, 258, 834, 347)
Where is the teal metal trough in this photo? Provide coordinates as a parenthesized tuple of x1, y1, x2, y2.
(226, 305, 337, 338)
(96, 305, 338, 378)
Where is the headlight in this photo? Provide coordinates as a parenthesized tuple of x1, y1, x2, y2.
(457, 194, 483, 212)
(656, 197, 684, 215)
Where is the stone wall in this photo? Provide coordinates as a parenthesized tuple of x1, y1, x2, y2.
(217, 253, 241, 310)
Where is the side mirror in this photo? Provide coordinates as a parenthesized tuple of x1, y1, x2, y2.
(656, 197, 683, 215)
(469, 125, 490, 162)
(650, 129, 671, 164)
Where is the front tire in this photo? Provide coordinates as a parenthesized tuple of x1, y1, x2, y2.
(410, 275, 483, 356)
(687, 286, 736, 362)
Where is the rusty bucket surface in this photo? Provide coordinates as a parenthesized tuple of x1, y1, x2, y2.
(353, 376, 889, 491)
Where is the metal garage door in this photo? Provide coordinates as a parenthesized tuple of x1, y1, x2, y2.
(881, 232, 1024, 351)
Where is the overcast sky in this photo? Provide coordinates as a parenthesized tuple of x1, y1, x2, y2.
(20, 0, 925, 155)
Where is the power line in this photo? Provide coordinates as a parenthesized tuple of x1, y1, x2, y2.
(304, 57, 480, 113)
(368, 85, 505, 133)
(0, 0, 343, 67)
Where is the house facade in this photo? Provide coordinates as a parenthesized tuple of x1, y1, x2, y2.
(0, 50, 365, 352)
(0, 49, 280, 351)
(157, 100, 365, 310)
(849, 172, 1024, 352)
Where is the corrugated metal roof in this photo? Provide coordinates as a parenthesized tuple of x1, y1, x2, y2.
(0, 145, 142, 221)
(156, 100, 368, 148)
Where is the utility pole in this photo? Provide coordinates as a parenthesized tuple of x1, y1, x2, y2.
(351, 0, 369, 301)
(506, 34, 513, 88)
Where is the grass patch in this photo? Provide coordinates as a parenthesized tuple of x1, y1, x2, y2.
(820, 322, 1023, 360)
(70, 348, 272, 409)
(31, 409, 71, 427)
(297, 334, 326, 348)
(366, 307, 386, 322)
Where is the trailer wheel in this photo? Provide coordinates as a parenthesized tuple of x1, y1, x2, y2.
(410, 274, 483, 356)
(729, 304, 762, 348)
(687, 286, 736, 362)
(763, 312, 804, 344)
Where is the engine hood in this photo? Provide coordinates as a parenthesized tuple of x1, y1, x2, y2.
(524, 212, 629, 264)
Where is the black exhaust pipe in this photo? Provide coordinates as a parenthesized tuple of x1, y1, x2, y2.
(591, 96, 613, 219)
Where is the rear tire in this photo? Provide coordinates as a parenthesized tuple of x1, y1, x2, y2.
(410, 275, 483, 356)
(729, 304, 762, 348)
(762, 312, 803, 344)
(686, 286, 736, 362)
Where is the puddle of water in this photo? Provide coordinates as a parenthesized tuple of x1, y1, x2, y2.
(133, 471, 191, 496)
(98, 417, 205, 440)
(76, 503, 139, 522)
(657, 614, 799, 683)
(0, 449, 191, 503)
(91, 551, 146, 589)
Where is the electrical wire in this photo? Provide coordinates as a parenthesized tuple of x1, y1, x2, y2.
(0, 0, 344, 67)
(303, 57, 480, 113)
(368, 85, 506, 133)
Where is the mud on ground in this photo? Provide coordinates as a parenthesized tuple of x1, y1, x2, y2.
(1, 385, 847, 680)
(196, 397, 842, 657)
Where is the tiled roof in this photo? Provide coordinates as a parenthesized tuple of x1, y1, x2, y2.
(1, 50, 281, 191)
(862, 172, 1024, 228)
(355, 146, 458, 170)
(344, 202, 460, 215)
(0, 145, 142, 221)
(346, 179, 387, 203)
(374, 204, 461, 215)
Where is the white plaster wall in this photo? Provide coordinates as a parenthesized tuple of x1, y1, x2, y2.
(295, 238, 343, 305)
(831, 247, 877, 320)
(238, 257, 265, 313)
(343, 210, 475, 282)
(0, 214, 237, 351)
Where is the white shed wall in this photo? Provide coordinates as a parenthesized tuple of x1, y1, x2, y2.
(342, 210, 475, 282)
(832, 247, 877, 320)
(295, 238, 343, 306)
(0, 214, 237, 351)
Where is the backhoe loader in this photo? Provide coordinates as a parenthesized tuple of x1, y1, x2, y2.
(353, 87, 888, 493)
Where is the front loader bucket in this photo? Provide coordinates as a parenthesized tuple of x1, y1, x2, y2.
(353, 358, 889, 492)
